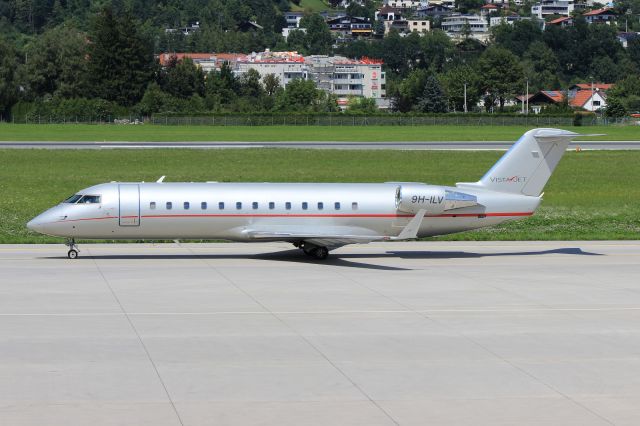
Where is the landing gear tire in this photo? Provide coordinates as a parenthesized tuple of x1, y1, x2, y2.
(313, 246, 329, 260)
(65, 238, 79, 259)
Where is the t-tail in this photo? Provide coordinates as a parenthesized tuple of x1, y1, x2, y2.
(457, 128, 582, 197)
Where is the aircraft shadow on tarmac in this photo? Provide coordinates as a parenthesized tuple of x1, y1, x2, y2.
(45, 247, 602, 271)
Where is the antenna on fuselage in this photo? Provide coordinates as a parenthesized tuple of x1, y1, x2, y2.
(156, 176, 166, 183)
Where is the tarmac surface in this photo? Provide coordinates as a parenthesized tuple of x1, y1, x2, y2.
(1, 140, 640, 150)
(2, 240, 640, 426)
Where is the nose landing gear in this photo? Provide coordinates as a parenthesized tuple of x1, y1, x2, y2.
(65, 239, 80, 259)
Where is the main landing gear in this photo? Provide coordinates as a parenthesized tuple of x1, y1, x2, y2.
(65, 238, 80, 259)
(294, 242, 330, 260)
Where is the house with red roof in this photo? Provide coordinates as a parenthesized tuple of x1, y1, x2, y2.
(547, 16, 573, 27)
(584, 7, 616, 24)
(569, 89, 608, 111)
(520, 83, 614, 113)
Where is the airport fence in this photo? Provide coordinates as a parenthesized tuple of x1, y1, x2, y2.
(6, 114, 635, 127)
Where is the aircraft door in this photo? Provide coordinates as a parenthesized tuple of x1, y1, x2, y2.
(118, 184, 140, 226)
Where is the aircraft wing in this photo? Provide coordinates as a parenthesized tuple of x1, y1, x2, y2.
(243, 209, 426, 249)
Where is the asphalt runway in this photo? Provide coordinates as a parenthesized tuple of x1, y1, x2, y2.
(2, 241, 640, 426)
(1, 140, 639, 150)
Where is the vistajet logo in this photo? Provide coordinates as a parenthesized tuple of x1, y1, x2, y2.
(490, 176, 527, 183)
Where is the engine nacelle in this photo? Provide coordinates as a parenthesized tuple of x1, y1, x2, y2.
(396, 184, 447, 215)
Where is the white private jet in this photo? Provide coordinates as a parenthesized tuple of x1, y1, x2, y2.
(28, 128, 581, 259)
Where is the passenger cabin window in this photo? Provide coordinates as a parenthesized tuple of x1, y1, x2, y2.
(318, 202, 324, 210)
(236, 202, 242, 210)
(352, 202, 358, 210)
(335, 202, 341, 210)
(184, 202, 190, 210)
(285, 202, 291, 210)
(219, 202, 225, 210)
(201, 202, 207, 210)
(150, 202, 156, 210)
(302, 202, 308, 210)
(252, 202, 258, 210)
(269, 202, 275, 210)
(166, 202, 172, 210)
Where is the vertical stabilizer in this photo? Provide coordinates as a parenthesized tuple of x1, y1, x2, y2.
(457, 128, 580, 197)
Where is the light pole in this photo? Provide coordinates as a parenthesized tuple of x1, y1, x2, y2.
(464, 82, 467, 113)
(590, 77, 594, 112)
(526, 78, 529, 115)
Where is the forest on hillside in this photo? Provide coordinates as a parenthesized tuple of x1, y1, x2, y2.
(1, 0, 640, 119)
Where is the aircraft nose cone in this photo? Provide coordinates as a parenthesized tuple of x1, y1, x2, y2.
(27, 217, 46, 234)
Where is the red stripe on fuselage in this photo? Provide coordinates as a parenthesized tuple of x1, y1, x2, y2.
(56, 212, 534, 223)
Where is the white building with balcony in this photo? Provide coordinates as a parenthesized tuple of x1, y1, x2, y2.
(441, 14, 490, 40)
(235, 51, 386, 107)
(531, 0, 574, 18)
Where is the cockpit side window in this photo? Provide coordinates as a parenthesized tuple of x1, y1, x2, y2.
(78, 195, 101, 204)
(63, 194, 83, 203)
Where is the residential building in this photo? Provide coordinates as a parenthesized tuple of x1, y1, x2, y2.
(326, 16, 373, 38)
(282, 27, 307, 39)
(284, 11, 305, 28)
(235, 51, 386, 107)
(480, 4, 500, 17)
(236, 51, 308, 86)
(618, 32, 640, 48)
(383, 0, 427, 9)
(522, 83, 614, 112)
(583, 7, 616, 24)
(547, 16, 573, 27)
(407, 19, 431, 33)
(441, 14, 490, 40)
(165, 22, 200, 36)
(157, 53, 246, 73)
(489, 14, 531, 27)
(531, 0, 574, 18)
(375, 5, 403, 21)
(415, 4, 455, 18)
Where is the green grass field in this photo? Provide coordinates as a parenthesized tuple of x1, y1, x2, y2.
(290, 0, 331, 12)
(1, 148, 638, 243)
(0, 123, 638, 142)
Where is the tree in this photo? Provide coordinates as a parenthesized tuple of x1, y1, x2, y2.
(286, 29, 307, 54)
(239, 68, 264, 99)
(262, 73, 281, 96)
(15, 26, 96, 102)
(604, 96, 627, 118)
(162, 57, 205, 99)
(477, 47, 524, 111)
(390, 68, 429, 112)
(522, 41, 559, 91)
(348, 96, 378, 113)
(301, 14, 332, 55)
(86, 7, 156, 106)
(440, 65, 481, 112)
(417, 75, 447, 113)
(275, 78, 322, 111)
(0, 36, 18, 118)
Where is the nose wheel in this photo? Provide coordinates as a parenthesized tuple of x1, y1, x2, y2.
(65, 239, 80, 259)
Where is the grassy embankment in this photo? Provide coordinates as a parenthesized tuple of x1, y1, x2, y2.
(0, 123, 639, 141)
(1, 149, 638, 243)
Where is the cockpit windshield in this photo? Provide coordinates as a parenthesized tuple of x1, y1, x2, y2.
(63, 194, 101, 204)
(63, 194, 83, 203)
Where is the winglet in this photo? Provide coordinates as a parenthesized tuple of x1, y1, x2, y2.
(156, 176, 166, 183)
(392, 209, 426, 240)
